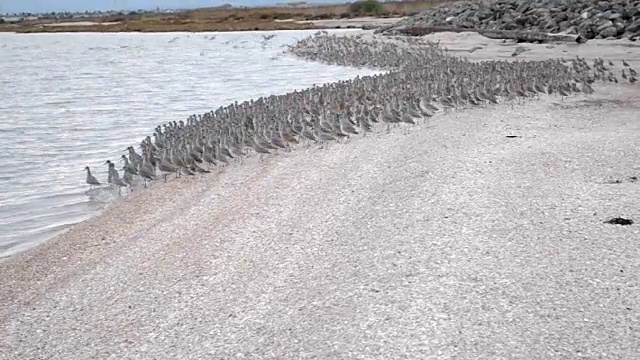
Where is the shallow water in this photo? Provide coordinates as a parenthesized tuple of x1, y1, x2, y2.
(0, 29, 378, 257)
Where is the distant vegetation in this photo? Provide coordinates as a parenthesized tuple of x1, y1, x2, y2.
(0, 0, 449, 33)
(348, 0, 387, 16)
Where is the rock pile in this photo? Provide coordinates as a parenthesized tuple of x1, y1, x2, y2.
(379, 0, 640, 40)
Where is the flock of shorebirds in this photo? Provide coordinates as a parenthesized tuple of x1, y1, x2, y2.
(84, 33, 637, 193)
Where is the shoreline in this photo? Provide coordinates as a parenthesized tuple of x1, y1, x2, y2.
(0, 29, 379, 261)
(1, 30, 639, 357)
(0, 17, 402, 33)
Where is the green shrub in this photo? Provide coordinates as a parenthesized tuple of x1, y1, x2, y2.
(348, 0, 387, 16)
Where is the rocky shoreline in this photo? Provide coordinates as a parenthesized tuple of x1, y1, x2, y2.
(378, 0, 640, 40)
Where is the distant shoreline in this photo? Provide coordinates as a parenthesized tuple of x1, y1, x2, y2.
(0, 18, 396, 34)
(0, 1, 437, 33)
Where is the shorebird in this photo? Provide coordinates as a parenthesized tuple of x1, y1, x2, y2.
(158, 153, 179, 181)
(138, 159, 156, 187)
(190, 162, 211, 174)
(123, 169, 135, 188)
(84, 166, 101, 189)
(84, 33, 616, 193)
(105, 161, 128, 195)
(120, 155, 138, 175)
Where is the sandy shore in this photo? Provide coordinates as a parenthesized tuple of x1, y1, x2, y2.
(1, 33, 639, 358)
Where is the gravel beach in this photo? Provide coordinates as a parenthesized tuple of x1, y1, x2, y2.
(1, 33, 639, 358)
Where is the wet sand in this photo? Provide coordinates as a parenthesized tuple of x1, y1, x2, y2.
(1, 33, 639, 358)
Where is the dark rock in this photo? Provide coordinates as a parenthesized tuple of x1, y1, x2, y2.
(516, 3, 530, 13)
(560, 21, 574, 31)
(599, 10, 613, 19)
(604, 217, 634, 225)
(608, 12, 622, 20)
(553, 11, 569, 22)
(596, 20, 614, 32)
(626, 6, 640, 18)
(460, 21, 475, 29)
(362, 24, 380, 30)
(600, 25, 619, 37)
(515, 15, 529, 26)
(627, 19, 640, 33)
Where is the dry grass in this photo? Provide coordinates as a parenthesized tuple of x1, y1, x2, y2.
(0, 1, 448, 33)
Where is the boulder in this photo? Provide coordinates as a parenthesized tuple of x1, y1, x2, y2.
(596, 20, 614, 32)
(599, 25, 618, 38)
(626, 19, 640, 33)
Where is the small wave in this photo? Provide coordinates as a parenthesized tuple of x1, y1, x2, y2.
(1, 205, 94, 231)
(0, 221, 80, 258)
(0, 188, 88, 212)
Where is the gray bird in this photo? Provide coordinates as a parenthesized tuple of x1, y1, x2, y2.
(84, 166, 101, 189)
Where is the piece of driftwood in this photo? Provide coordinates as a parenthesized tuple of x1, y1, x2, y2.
(397, 25, 586, 44)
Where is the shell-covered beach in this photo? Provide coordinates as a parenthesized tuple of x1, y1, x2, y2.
(1, 27, 639, 359)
